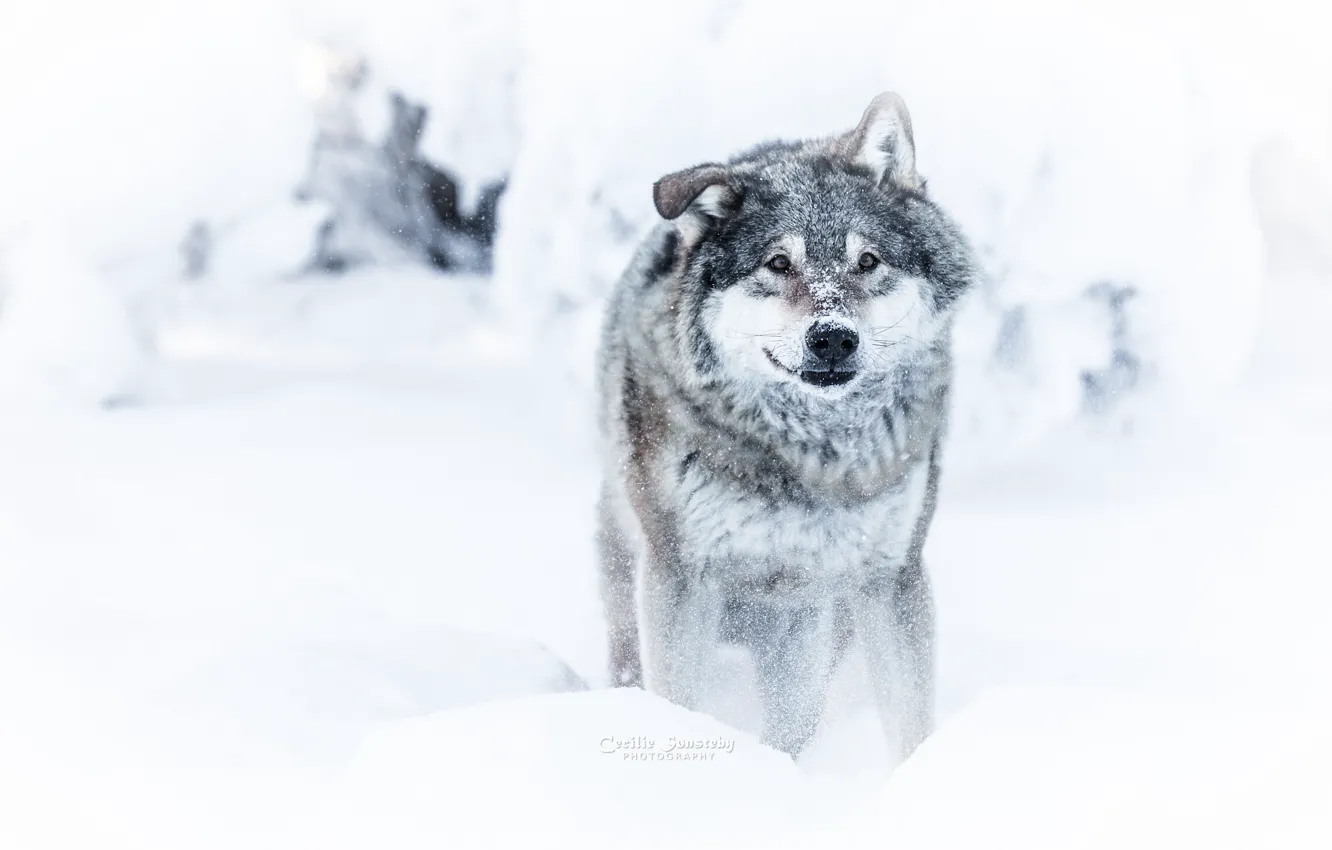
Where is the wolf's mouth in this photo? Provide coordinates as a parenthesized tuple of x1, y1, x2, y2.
(764, 349, 857, 388)
(800, 369, 856, 387)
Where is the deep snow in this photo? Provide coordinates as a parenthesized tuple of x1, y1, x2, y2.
(1, 313, 1330, 848)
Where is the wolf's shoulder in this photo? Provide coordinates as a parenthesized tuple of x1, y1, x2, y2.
(596, 224, 680, 401)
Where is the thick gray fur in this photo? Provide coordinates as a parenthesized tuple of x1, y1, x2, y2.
(595, 93, 976, 760)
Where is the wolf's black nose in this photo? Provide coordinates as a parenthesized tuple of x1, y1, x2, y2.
(805, 321, 859, 364)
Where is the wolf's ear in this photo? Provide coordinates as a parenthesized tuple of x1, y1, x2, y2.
(653, 163, 739, 247)
(835, 92, 921, 192)
(653, 164, 737, 220)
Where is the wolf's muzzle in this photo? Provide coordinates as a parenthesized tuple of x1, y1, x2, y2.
(801, 320, 859, 386)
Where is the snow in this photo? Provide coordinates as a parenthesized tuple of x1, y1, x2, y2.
(0, 365, 607, 849)
(298, 689, 856, 849)
(877, 688, 1332, 850)
(2, 345, 1329, 848)
(0, 226, 148, 407)
(2, 1, 1332, 848)
(287, 686, 1332, 849)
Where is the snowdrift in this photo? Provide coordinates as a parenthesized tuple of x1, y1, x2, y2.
(293, 686, 1332, 850)
(879, 688, 1332, 850)
(296, 688, 853, 850)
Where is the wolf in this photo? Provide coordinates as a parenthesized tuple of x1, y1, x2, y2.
(595, 93, 976, 760)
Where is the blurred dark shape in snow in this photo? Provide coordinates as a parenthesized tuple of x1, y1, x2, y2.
(993, 305, 1028, 370)
(292, 47, 507, 277)
(180, 220, 211, 280)
(1080, 282, 1141, 418)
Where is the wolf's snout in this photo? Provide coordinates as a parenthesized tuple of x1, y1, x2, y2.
(805, 321, 859, 364)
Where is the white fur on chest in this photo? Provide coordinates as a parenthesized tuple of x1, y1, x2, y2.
(665, 447, 930, 601)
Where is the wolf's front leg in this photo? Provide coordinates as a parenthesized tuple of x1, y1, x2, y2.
(596, 491, 642, 688)
(853, 558, 936, 761)
(639, 557, 724, 711)
(750, 602, 839, 757)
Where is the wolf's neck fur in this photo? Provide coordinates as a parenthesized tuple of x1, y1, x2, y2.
(659, 338, 951, 503)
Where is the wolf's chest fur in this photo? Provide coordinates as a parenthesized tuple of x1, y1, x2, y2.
(656, 420, 932, 604)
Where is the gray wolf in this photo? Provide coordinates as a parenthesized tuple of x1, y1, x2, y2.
(595, 93, 976, 760)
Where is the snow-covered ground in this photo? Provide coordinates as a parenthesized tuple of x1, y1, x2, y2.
(3, 1, 1332, 848)
(2, 289, 1329, 848)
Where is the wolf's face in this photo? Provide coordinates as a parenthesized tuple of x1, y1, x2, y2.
(699, 176, 953, 393)
(653, 94, 974, 397)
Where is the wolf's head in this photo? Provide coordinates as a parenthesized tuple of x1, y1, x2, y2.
(653, 93, 975, 398)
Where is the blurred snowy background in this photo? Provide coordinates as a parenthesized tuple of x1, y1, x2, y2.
(2, 1, 1331, 848)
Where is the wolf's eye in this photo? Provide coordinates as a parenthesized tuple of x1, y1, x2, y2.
(766, 254, 791, 273)
(858, 251, 880, 271)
